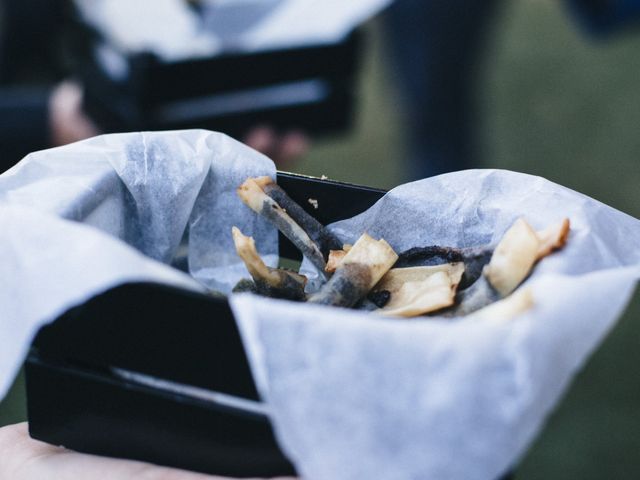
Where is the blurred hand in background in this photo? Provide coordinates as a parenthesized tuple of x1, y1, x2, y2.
(47, 81, 309, 169)
(48, 80, 101, 147)
(243, 126, 309, 170)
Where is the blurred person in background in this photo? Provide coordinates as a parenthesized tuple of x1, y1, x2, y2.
(383, 0, 640, 181)
(0, 0, 306, 174)
(383, 0, 503, 180)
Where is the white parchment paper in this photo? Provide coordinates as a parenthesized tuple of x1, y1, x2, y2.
(1, 133, 639, 480)
(0, 130, 276, 398)
(229, 171, 640, 480)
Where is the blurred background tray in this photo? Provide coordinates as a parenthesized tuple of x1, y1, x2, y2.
(65, 2, 363, 138)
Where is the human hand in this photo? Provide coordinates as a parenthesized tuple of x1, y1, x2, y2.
(243, 126, 308, 170)
(0, 423, 296, 480)
(49, 81, 101, 147)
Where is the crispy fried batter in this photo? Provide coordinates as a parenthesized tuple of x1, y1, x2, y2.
(232, 226, 307, 301)
(309, 233, 398, 307)
(256, 176, 342, 258)
(237, 177, 327, 274)
(235, 175, 568, 322)
(484, 218, 541, 297)
(472, 287, 534, 321)
(377, 270, 461, 317)
(536, 218, 570, 259)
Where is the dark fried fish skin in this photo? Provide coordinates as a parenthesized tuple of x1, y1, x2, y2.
(257, 200, 327, 273)
(309, 234, 398, 308)
(439, 218, 550, 317)
(356, 298, 383, 311)
(232, 276, 306, 301)
(438, 275, 500, 317)
(232, 278, 258, 294)
(232, 226, 308, 301)
(396, 246, 465, 267)
(354, 289, 390, 312)
(308, 263, 372, 307)
(261, 180, 342, 259)
(453, 275, 500, 315)
(238, 178, 327, 275)
(396, 245, 492, 290)
(255, 273, 307, 301)
(367, 289, 391, 308)
(457, 249, 493, 289)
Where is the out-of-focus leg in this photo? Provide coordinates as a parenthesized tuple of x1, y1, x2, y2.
(383, 0, 503, 180)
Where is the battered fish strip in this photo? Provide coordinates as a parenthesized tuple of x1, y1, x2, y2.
(394, 218, 569, 291)
(445, 217, 570, 316)
(237, 177, 327, 275)
(309, 233, 398, 308)
(443, 275, 500, 317)
(234, 173, 568, 322)
(535, 217, 570, 259)
(232, 226, 307, 301)
(325, 244, 352, 273)
(394, 245, 492, 289)
(375, 263, 465, 317)
(484, 218, 541, 297)
(252, 176, 343, 258)
(471, 287, 534, 321)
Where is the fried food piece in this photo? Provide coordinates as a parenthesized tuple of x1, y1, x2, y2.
(232, 226, 307, 301)
(326, 249, 348, 273)
(237, 177, 327, 275)
(325, 244, 353, 273)
(536, 218, 570, 259)
(394, 218, 570, 293)
(376, 263, 464, 292)
(309, 233, 398, 307)
(485, 217, 571, 297)
(376, 265, 464, 317)
(366, 289, 391, 308)
(356, 294, 390, 311)
(484, 218, 541, 297)
(442, 275, 501, 317)
(445, 217, 569, 316)
(232, 278, 258, 294)
(395, 245, 493, 289)
(471, 287, 534, 321)
(254, 176, 343, 258)
(395, 245, 467, 266)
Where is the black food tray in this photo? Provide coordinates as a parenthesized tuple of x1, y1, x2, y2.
(25, 172, 385, 477)
(25, 171, 514, 479)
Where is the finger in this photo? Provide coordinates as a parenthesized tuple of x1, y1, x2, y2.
(244, 126, 277, 158)
(0, 423, 292, 480)
(49, 81, 100, 146)
(272, 130, 309, 168)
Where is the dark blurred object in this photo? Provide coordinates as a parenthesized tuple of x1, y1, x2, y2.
(382, 0, 640, 181)
(0, 0, 67, 170)
(65, 4, 363, 139)
(565, 0, 640, 35)
(0, 0, 65, 84)
(383, 0, 502, 180)
(26, 284, 297, 478)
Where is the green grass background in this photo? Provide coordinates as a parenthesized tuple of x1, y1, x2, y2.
(2, 0, 639, 477)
